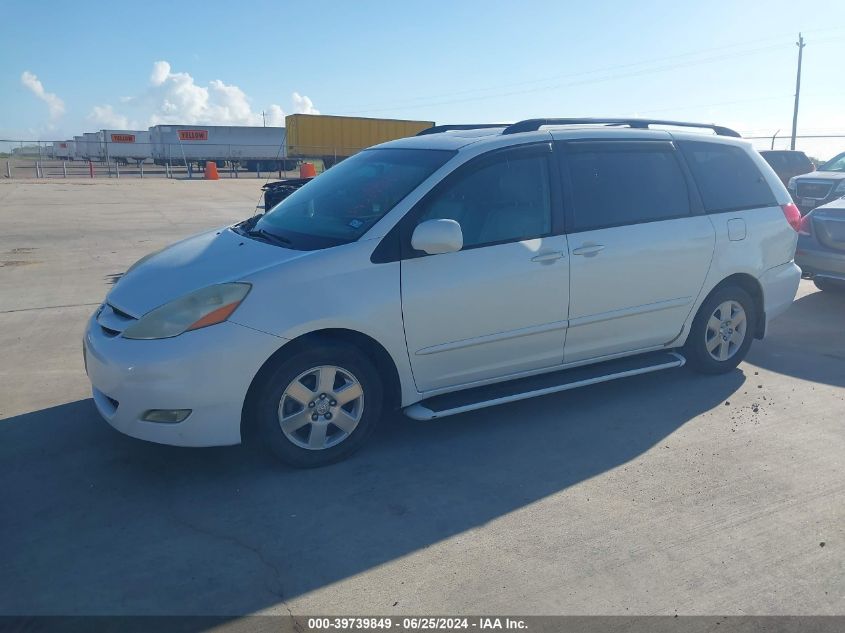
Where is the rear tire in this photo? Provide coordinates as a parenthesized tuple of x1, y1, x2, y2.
(684, 285, 756, 374)
(252, 342, 383, 468)
(814, 278, 845, 293)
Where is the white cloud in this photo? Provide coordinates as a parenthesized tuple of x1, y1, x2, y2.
(88, 104, 132, 129)
(150, 60, 171, 86)
(292, 91, 320, 115)
(265, 104, 286, 126)
(20, 71, 65, 121)
(86, 61, 317, 130)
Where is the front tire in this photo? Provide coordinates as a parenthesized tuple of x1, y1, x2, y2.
(684, 285, 756, 374)
(252, 342, 383, 468)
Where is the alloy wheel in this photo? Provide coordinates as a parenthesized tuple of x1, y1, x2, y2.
(705, 300, 747, 362)
(277, 365, 364, 450)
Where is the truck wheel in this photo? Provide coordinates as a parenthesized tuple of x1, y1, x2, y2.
(814, 278, 845, 293)
(684, 285, 756, 374)
(253, 342, 383, 468)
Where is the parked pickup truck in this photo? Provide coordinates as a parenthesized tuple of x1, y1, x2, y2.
(788, 151, 845, 214)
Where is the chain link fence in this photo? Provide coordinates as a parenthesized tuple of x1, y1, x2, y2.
(0, 139, 373, 180)
(3, 134, 844, 180)
(744, 133, 845, 165)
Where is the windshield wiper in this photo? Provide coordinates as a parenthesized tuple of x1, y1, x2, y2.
(247, 227, 293, 247)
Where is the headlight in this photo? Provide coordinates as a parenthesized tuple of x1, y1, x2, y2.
(835, 180, 845, 194)
(787, 177, 796, 190)
(122, 283, 251, 340)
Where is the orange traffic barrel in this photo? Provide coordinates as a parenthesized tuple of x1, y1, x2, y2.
(204, 162, 219, 180)
(300, 162, 316, 178)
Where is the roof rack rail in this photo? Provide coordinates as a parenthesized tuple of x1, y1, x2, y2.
(416, 124, 507, 136)
(501, 118, 741, 138)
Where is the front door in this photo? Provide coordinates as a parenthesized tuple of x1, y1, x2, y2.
(400, 143, 570, 392)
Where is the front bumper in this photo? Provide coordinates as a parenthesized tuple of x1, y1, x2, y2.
(84, 313, 284, 447)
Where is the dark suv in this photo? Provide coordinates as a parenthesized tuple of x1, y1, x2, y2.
(759, 150, 814, 188)
(788, 151, 845, 214)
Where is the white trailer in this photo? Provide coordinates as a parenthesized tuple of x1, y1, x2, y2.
(148, 125, 288, 169)
(72, 136, 85, 160)
(100, 130, 152, 164)
(78, 133, 101, 161)
(53, 140, 75, 160)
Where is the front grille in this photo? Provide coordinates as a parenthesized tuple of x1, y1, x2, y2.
(797, 181, 834, 200)
(96, 302, 137, 336)
(92, 388, 119, 416)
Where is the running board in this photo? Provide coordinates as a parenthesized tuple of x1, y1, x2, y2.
(404, 351, 685, 421)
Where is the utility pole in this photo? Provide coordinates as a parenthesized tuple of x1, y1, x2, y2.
(790, 33, 805, 150)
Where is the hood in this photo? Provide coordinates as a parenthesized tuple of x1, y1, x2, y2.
(107, 226, 310, 317)
(795, 171, 845, 182)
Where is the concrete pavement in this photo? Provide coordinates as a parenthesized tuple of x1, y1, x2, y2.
(1, 179, 843, 616)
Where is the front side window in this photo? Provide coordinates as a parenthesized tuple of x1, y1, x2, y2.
(679, 141, 776, 213)
(416, 151, 552, 249)
(255, 148, 455, 249)
(819, 152, 845, 172)
(566, 145, 690, 232)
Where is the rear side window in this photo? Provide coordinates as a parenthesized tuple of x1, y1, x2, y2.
(565, 144, 690, 232)
(760, 152, 786, 169)
(679, 141, 776, 213)
(789, 153, 812, 170)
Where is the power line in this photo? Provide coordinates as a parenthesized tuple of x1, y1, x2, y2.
(334, 34, 795, 112)
(328, 29, 845, 115)
(637, 94, 794, 115)
(336, 43, 788, 115)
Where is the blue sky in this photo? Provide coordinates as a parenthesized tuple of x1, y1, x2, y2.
(2, 0, 844, 158)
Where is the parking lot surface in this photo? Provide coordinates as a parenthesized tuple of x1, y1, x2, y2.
(1, 179, 843, 616)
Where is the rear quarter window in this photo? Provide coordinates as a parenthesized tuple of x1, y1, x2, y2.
(760, 152, 786, 169)
(680, 141, 777, 213)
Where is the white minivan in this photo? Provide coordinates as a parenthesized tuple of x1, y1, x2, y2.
(84, 118, 802, 467)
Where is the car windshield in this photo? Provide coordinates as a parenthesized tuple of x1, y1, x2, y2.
(818, 152, 845, 172)
(254, 148, 455, 249)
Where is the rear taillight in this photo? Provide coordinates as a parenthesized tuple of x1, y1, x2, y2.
(781, 203, 802, 232)
(798, 213, 812, 236)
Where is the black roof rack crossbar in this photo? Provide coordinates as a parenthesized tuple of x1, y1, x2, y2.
(501, 118, 741, 138)
(416, 124, 508, 136)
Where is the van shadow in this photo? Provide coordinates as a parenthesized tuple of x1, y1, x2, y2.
(745, 288, 845, 387)
(1, 368, 743, 615)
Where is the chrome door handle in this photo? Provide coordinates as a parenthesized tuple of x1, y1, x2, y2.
(531, 251, 564, 263)
(572, 244, 605, 256)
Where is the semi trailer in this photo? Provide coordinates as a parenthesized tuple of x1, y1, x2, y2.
(99, 130, 152, 164)
(285, 114, 434, 166)
(148, 125, 293, 170)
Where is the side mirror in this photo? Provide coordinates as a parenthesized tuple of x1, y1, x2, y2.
(411, 219, 463, 255)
